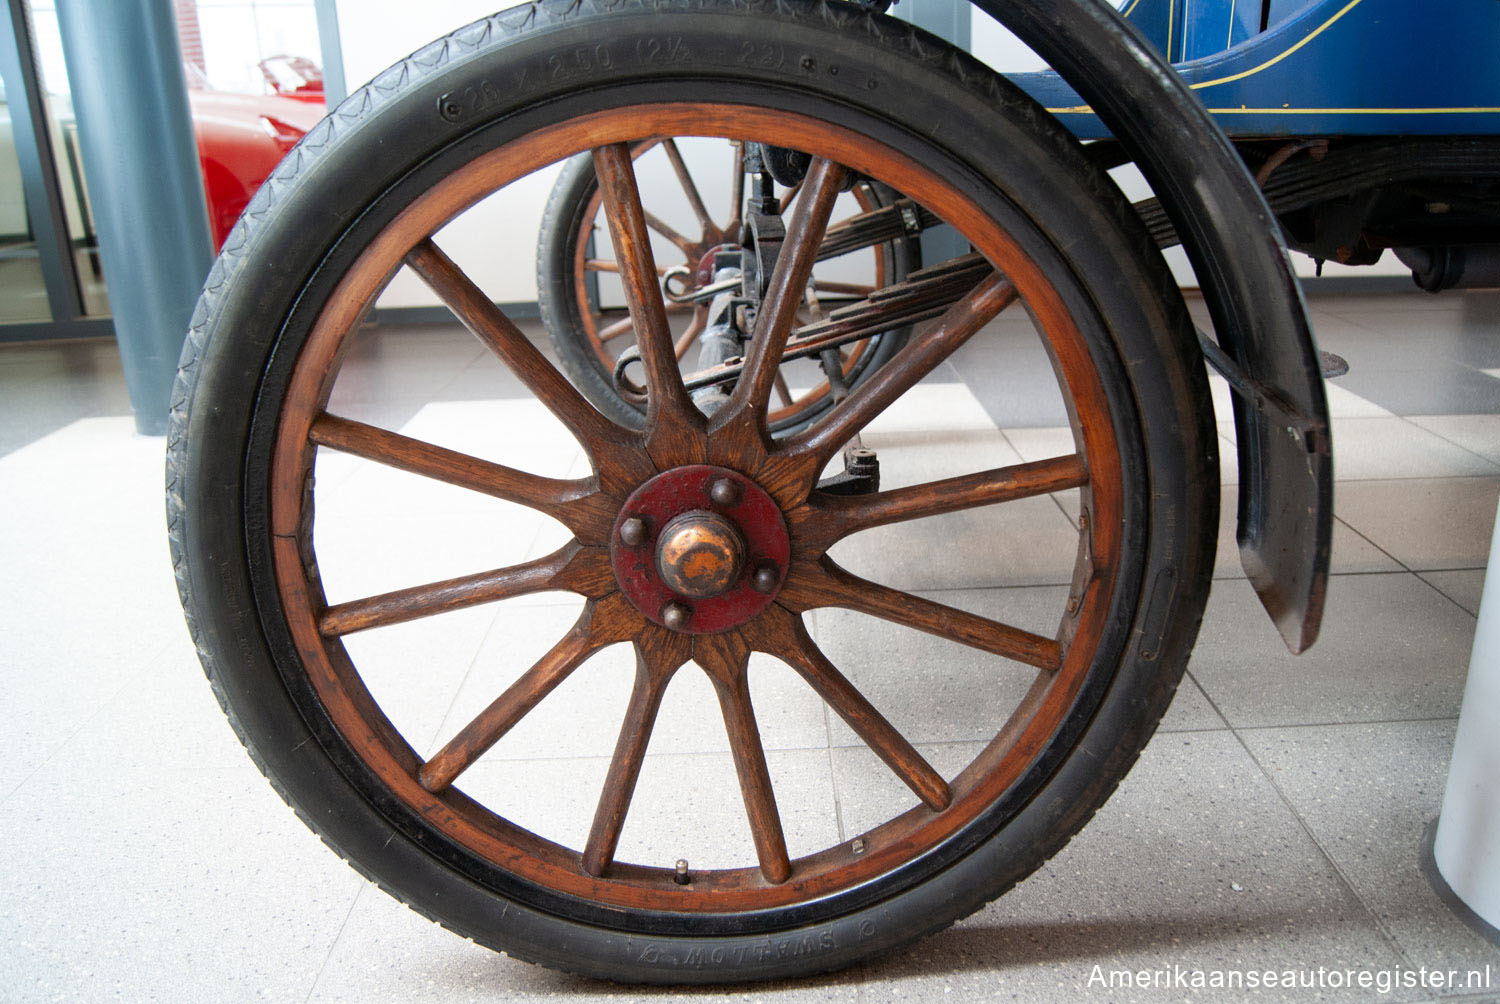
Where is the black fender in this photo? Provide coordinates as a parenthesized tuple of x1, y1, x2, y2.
(971, 0, 1332, 653)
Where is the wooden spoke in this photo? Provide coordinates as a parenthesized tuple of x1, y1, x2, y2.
(318, 543, 612, 637)
(695, 631, 792, 884)
(581, 630, 693, 877)
(675, 310, 707, 361)
(811, 279, 875, 297)
(597, 313, 635, 343)
(773, 369, 794, 408)
(640, 209, 698, 256)
(757, 608, 949, 810)
(419, 595, 640, 793)
(661, 139, 716, 236)
(778, 178, 803, 213)
(797, 454, 1089, 552)
(726, 141, 745, 235)
(309, 414, 614, 539)
(716, 158, 848, 434)
(405, 240, 629, 455)
(585, 258, 677, 278)
(592, 143, 700, 438)
(779, 557, 1063, 671)
(788, 272, 1016, 467)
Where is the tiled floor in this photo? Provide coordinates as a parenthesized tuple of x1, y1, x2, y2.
(2, 287, 1497, 1002)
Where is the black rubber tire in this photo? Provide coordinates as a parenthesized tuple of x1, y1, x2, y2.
(535, 150, 914, 434)
(166, 0, 1217, 984)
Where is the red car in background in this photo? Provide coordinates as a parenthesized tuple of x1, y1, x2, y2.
(258, 56, 326, 105)
(184, 61, 323, 249)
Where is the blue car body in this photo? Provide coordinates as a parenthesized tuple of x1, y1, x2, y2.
(1013, 0, 1500, 138)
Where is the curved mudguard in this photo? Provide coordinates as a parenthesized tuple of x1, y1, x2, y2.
(971, 0, 1332, 653)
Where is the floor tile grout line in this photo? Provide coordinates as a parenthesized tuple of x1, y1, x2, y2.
(1415, 571, 1485, 618)
(809, 610, 851, 844)
(1232, 715, 1461, 733)
(303, 884, 368, 1004)
(1393, 412, 1500, 474)
(425, 343, 495, 402)
(1330, 510, 1408, 568)
(1183, 670, 1233, 731)
(1191, 678, 1420, 970)
(995, 426, 1083, 529)
(1155, 724, 1235, 734)
(892, 564, 1488, 598)
(824, 704, 848, 844)
(1331, 516, 1420, 576)
(420, 518, 550, 754)
(1333, 471, 1500, 483)
(1404, 564, 1488, 618)
(1234, 725, 1422, 972)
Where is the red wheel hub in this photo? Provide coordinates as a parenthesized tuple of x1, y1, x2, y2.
(610, 466, 789, 633)
(694, 243, 743, 289)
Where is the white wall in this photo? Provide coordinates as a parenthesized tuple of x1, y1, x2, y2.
(335, 2, 551, 307)
(333, 2, 875, 310)
(192, 1, 321, 94)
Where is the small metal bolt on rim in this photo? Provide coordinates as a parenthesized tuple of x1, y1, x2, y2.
(710, 478, 741, 507)
(619, 516, 649, 547)
(661, 601, 692, 631)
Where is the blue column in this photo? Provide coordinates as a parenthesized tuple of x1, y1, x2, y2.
(898, 0, 972, 50)
(54, 0, 213, 435)
(894, 0, 971, 265)
(313, 0, 347, 105)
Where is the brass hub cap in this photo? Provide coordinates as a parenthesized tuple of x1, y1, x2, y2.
(655, 511, 745, 599)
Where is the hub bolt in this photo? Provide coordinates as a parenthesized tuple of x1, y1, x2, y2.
(751, 564, 780, 594)
(619, 516, 649, 547)
(661, 601, 692, 631)
(709, 478, 741, 507)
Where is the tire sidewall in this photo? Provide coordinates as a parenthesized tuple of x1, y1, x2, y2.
(173, 0, 1216, 983)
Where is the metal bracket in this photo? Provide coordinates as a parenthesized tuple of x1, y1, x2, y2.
(816, 446, 881, 497)
(1196, 329, 1323, 455)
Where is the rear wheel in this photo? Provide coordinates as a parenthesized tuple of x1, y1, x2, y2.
(167, 0, 1216, 983)
(536, 142, 915, 433)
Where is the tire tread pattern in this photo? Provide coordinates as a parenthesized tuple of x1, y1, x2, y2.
(165, 0, 1212, 983)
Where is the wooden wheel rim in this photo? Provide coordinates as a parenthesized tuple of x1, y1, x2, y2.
(568, 140, 888, 430)
(268, 103, 1125, 916)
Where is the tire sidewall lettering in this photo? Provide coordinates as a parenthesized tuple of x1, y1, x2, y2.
(550, 44, 615, 80)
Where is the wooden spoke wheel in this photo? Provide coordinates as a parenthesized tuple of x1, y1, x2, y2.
(536, 139, 915, 434)
(167, 0, 1216, 984)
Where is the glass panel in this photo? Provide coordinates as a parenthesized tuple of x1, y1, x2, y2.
(27, 0, 108, 316)
(180, 1, 324, 249)
(0, 77, 52, 322)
